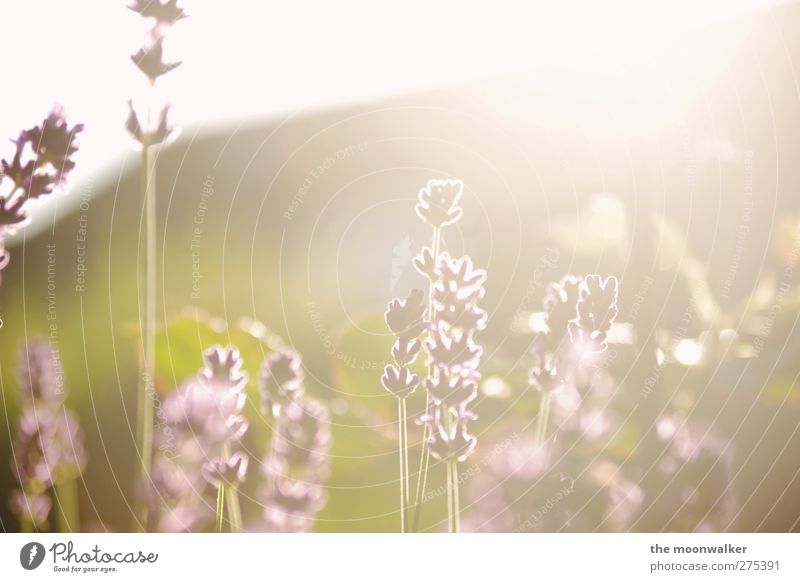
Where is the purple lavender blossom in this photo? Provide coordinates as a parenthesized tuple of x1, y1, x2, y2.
(164, 345, 249, 447)
(18, 341, 64, 403)
(9, 490, 52, 529)
(126, 101, 176, 147)
(415, 179, 465, 228)
(381, 288, 426, 398)
(11, 407, 86, 488)
(530, 274, 619, 393)
(260, 393, 332, 532)
(150, 345, 249, 531)
(202, 452, 249, 488)
(425, 366, 478, 408)
(426, 413, 477, 463)
(261, 480, 327, 533)
(0, 230, 9, 283)
(381, 364, 419, 399)
(463, 435, 643, 532)
(128, 0, 188, 25)
(143, 457, 208, 532)
(569, 275, 619, 352)
(260, 349, 305, 415)
(385, 288, 428, 342)
(540, 275, 581, 353)
(126, 0, 185, 146)
(647, 416, 737, 532)
(8, 340, 87, 529)
(131, 37, 182, 82)
(0, 107, 82, 288)
(420, 252, 487, 465)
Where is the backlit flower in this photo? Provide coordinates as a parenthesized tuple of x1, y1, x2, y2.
(128, 0, 187, 25)
(415, 179, 464, 228)
(131, 36, 182, 82)
(381, 364, 419, 398)
(260, 349, 305, 415)
(202, 452, 249, 487)
(385, 288, 427, 341)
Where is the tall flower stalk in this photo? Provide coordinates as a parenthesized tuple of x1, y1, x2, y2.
(9, 340, 87, 532)
(381, 289, 426, 531)
(410, 179, 465, 531)
(382, 179, 484, 532)
(0, 107, 83, 327)
(126, 0, 184, 526)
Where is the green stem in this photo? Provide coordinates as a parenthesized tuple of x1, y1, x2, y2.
(219, 442, 242, 532)
(55, 479, 80, 533)
(450, 462, 460, 533)
(411, 226, 441, 533)
(536, 391, 552, 446)
(446, 456, 454, 533)
(135, 143, 156, 531)
(215, 484, 226, 533)
(226, 485, 242, 533)
(443, 406, 457, 533)
(398, 397, 408, 532)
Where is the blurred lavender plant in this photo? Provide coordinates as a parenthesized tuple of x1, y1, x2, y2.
(463, 435, 643, 532)
(126, 0, 186, 527)
(647, 416, 737, 532)
(260, 350, 332, 532)
(150, 345, 249, 532)
(0, 107, 83, 326)
(448, 273, 635, 533)
(260, 349, 305, 417)
(9, 340, 87, 531)
(529, 274, 618, 446)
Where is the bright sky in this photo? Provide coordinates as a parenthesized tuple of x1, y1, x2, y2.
(0, 0, 779, 188)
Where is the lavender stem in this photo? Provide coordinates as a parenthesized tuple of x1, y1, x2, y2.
(450, 461, 460, 533)
(535, 391, 551, 446)
(215, 484, 225, 532)
(54, 478, 80, 533)
(446, 455, 454, 533)
(398, 397, 408, 532)
(410, 225, 441, 532)
(135, 142, 156, 531)
(225, 486, 242, 532)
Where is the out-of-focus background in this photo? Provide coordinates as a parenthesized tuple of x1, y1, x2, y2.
(2, 0, 800, 532)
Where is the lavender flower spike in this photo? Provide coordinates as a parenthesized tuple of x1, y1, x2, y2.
(382, 287, 426, 397)
(202, 452, 249, 488)
(261, 398, 332, 532)
(427, 415, 478, 463)
(260, 349, 305, 416)
(382, 288, 427, 531)
(9, 490, 52, 529)
(9, 340, 87, 530)
(420, 251, 487, 532)
(128, 0, 188, 25)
